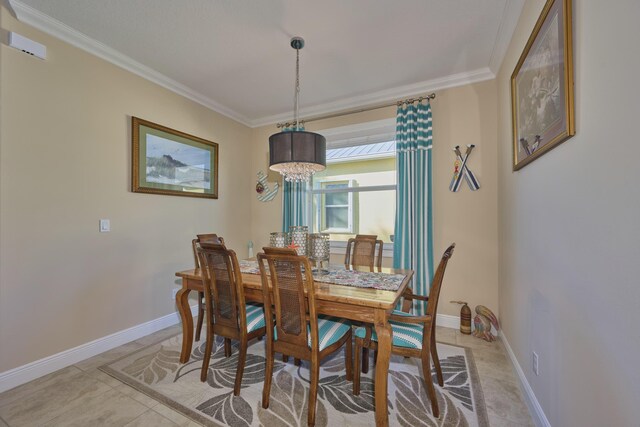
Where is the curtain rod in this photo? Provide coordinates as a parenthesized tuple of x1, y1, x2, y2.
(276, 92, 436, 129)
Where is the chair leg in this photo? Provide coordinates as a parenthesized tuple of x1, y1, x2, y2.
(431, 331, 443, 386)
(294, 358, 301, 366)
(373, 349, 378, 365)
(234, 338, 247, 396)
(361, 348, 369, 374)
(200, 329, 214, 382)
(282, 354, 289, 363)
(345, 331, 353, 381)
(195, 293, 205, 341)
(308, 358, 320, 426)
(262, 345, 274, 409)
(421, 351, 439, 418)
(224, 338, 232, 358)
(353, 338, 361, 396)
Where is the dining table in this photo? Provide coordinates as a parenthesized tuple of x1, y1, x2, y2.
(175, 261, 414, 427)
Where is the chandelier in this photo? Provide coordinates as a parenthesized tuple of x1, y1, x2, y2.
(268, 37, 326, 183)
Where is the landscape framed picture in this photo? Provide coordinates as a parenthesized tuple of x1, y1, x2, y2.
(132, 117, 218, 198)
(511, 0, 575, 170)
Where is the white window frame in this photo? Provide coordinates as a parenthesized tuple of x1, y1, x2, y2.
(316, 180, 355, 234)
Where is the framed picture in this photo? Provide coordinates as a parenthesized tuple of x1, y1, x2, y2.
(511, 0, 575, 170)
(132, 117, 218, 198)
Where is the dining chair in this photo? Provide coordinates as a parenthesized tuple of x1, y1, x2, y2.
(258, 247, 353, 427)
(197, 241, 266, 396)
(344, 234, 383, 272)
(192, 234, 225, 342)
(352, 243, 456, 418)
(344, 234, 383, 373)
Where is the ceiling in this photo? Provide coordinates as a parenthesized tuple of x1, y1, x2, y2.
(9, 0, 524, 127)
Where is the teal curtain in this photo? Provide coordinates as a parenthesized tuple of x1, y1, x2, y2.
(393, 102, 434, 316)
(281, 125, 309, 231)
(282, 180, 308, 231)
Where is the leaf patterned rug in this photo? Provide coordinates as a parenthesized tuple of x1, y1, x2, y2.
(100, 333, 489, 427)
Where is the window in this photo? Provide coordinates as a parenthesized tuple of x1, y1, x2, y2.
(317, 181, 354, 233)
(307, 119, 397, 247)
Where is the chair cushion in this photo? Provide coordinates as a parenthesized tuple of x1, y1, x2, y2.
(311, 315, 352, 351)
(245, 302, 266, 333)
(273, 315, 351, 351)
(354, 310, 424, 349)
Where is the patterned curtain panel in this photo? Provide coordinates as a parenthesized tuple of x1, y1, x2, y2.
(281, 125, 309, 231)
(393, 102, 434, 316)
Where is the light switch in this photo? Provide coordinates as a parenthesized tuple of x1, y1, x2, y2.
(99, 219, 110, 232)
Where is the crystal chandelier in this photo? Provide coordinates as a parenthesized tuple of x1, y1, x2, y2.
(268, 37, 326, 183)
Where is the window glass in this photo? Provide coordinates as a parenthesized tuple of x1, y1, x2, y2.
(326, 207, 349, 229)
(310, 142, 396, 243)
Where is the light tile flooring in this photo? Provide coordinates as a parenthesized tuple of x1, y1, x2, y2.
(0, 325, 534, 426)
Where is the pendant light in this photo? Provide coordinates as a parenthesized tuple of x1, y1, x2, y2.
(269, 37, 326, 182)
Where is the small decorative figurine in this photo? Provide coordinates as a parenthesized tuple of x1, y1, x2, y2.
(473, 315, 495, 342)
(451, 301, 472, 335)
(472, 305, 500, 342)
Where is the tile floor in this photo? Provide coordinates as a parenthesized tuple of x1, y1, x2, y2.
(0, 325, 534, 426)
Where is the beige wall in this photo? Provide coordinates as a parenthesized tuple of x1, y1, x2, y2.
(0, 6, 252, 372)
(250, 80, 499, 318)
(497, 1, 640, 425)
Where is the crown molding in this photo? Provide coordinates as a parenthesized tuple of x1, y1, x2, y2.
(9, 0, 507, 129)
(250, 67, 495, 128)
(8, 0, 253, 127)
(488, 0, 525, 75)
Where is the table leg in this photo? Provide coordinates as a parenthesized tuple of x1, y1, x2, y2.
(177, 286, 193, 363)
(373, 308, 392, 427)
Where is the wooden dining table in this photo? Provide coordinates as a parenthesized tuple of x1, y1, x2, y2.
(175, 263, 414, 427)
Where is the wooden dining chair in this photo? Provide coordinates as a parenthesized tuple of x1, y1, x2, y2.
(192, 234, 225, 342)
(197, 242, 266, 396)
(344, 234, 384, 272)
(258, 247, 353, 427)
(352, 243, 455, 418)
(345, 234, 383, 373)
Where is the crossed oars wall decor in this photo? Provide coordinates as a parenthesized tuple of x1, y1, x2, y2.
(450, 145, 480, 192)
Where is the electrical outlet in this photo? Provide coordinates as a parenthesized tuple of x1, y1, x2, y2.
(171, 288, 179, 301)
(532, 351, 539, 376)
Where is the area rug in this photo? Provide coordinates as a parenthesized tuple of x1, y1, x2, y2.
(100, 333, 489, 427)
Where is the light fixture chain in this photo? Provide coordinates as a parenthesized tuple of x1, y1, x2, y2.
(294, 46, 300, 130)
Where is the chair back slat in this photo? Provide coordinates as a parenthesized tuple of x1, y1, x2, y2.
(345, 234, 383, 271)
(258, 247, 317, 349)
(197, 242, 245, 331)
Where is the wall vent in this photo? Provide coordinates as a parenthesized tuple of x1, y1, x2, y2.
(9, 32, 46, 59)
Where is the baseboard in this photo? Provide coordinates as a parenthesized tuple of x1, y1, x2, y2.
(436, 313, 460, 330)
(501, 333, 551, 427)
(0, 304, 199, 394)
(0, 308, 461, 394)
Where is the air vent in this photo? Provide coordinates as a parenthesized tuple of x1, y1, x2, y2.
(9, 32, 46, 60)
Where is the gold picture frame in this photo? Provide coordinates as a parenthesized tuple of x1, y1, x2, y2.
(511, 0, 575, 170)
(132, 117, 219, 198)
